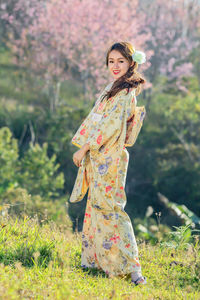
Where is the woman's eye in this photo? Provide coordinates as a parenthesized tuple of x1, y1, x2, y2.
(109, 61, 124, 63)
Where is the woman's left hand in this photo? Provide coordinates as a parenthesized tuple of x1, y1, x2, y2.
(73, 149, 85, 167)
(73, 143, 90, 167)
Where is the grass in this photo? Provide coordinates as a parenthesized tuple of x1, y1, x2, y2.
(0, 214, 199, 300)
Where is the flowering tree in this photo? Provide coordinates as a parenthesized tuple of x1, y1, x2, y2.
(2, 0, 152, 109)
(0, 1, 45, 44)
(2, 0, 199, 109)
(140, 0, 200, 93)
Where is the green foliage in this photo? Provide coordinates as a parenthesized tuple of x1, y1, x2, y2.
(161, 223, 200, 250)
(35, 105, 89, 192)
(0, 127, 64, 200)
(132, 197, 200, 246)
(18, 142, 64, 199)
(126, 84, 200, 220)
(0, 127, 19, 194)
(134, 215, 171, 245)
(165, 201, 200, 228)
(154, 89, 200, 213)
(0, 126, 68, 224)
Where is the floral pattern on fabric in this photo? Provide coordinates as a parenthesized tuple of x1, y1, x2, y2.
(80, 149, 142, 277)
(69, 83, 146, 277)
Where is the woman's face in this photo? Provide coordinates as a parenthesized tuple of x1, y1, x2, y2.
(108, 50, 131, 81)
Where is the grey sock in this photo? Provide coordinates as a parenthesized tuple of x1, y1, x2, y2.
(131, 272, 143, 282)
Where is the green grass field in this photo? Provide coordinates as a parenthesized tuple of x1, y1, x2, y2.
(0, 214, 199, 300)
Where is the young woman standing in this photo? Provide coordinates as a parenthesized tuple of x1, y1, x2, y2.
(70, 42, 147, 285)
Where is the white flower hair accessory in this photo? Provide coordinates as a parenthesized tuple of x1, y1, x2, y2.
(132, 50, 146, 64)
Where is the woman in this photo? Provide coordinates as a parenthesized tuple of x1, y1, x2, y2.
(70, 42, 147, 285)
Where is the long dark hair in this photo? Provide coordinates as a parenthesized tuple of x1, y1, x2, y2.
(103, 42, 146, 100)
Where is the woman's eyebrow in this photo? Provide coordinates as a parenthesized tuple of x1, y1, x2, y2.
(109, 57, 125, 60)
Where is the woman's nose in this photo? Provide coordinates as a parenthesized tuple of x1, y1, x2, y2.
(113, 62, 119, 68)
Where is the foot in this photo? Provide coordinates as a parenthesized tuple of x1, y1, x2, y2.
(131, 276, 147, 286)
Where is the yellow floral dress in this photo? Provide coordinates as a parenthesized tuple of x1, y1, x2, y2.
(69, 83, 146, 277)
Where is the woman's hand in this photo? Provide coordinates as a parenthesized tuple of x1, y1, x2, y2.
(73, 143, 90, 167)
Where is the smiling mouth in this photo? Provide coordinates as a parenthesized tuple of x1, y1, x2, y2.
(113, 70, 120, 74)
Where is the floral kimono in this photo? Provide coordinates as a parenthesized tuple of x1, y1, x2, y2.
(69, 82, 146, 277)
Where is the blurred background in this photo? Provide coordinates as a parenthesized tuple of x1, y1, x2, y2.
(0, 0, 200, 241)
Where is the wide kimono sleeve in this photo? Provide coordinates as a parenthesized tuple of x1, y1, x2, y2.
(71, 83, 114, 149)
(86, 89, 136, 152)
(124, 89, 146, 147)
(126, 88, 137, 121)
